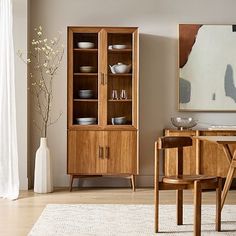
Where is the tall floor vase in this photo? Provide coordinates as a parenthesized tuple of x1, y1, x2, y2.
(34, 138, 53, 193)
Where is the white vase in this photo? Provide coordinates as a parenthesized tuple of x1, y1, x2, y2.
(34, 138, 53, 193)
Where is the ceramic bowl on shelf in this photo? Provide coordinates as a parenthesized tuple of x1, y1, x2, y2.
(77, 42, 95, 49)
(78, 90, 93, 99)
(171, 117, 197, 130)
(111, 116, 127, 125)
(109, 63, 131, 74)
(76, 117, 97, 125)
(80, 66, 95, 73)
(111, 44, 127, 50)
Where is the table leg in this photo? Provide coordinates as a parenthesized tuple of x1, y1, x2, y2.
(221, 162, 236, 209)
(222, 144, 233, 164)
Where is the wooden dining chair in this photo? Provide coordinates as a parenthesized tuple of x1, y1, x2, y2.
(154, 136, 222, 236)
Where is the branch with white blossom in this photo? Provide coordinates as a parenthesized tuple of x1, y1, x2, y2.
(18, 26, 64, 137)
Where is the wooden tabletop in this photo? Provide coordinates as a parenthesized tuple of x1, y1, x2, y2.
(193, 136, 236, 144)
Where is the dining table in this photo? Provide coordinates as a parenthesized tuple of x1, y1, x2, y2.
(193, 136, 236, 210)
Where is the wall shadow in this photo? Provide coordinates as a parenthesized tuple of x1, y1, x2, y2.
(139, 33, 178, 178)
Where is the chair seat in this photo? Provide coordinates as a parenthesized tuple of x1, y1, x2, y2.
(163, 175, 218, 185)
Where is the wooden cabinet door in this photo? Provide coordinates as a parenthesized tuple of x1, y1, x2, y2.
(104, 131, 137, 174)
(67, 131, 104, 174)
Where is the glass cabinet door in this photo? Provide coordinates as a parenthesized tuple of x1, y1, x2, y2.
(68, 27, 138, 129)
(72, 31, 100, 126)
(106, 31, 134, 126)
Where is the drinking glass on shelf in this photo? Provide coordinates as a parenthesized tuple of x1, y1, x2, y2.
(112, 90, 118, 100)
(120, 89, 127, 99)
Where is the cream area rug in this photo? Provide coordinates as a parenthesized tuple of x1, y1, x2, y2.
(28, 204, 236, 236)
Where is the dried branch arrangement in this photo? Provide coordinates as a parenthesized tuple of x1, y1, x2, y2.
(18, 26, 64, 137)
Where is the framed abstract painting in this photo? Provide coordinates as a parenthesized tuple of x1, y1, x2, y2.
(179, 24, 236, 111)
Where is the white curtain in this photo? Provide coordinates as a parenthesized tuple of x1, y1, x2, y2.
(0, 0, 19, 200)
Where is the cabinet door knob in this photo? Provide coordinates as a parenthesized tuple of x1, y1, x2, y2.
(105, 146, 109, 159)
(99, 146, 104, 158)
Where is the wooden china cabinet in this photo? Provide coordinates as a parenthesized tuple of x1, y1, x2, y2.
(67, 27, 139, 191)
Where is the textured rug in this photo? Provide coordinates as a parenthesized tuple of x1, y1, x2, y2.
(28, 204, 236, 236)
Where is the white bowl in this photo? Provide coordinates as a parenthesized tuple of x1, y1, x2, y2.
(171, 117, 197, 130)
(79, 90, 93, 94)
(112, 44, 127, 50)
(78, 91, 93, 99)
(111, 116, 127, 125)
(78, 42, 95, 49)
(80, 66, 95, 73)
(77, 117, 96, 122)
(113, 116, 126, 120)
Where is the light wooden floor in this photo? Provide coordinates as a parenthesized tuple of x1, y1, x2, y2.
(1, 188, 236, 236)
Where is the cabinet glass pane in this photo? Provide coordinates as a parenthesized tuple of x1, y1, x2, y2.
(72, 33, 99, 125)
(107, 33, 133, 125)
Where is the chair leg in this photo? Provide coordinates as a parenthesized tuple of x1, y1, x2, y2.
(155, 187, 159, 233)
(216, 177, 222, 231)
(194, 181, 202, 236)
(154, 142, 160, 233)
(176, 189, 183, 225)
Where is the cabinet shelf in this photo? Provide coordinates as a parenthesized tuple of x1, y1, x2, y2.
(108, 99, 132, 102)
(74, 99, 98, 102)
(74, 73, 98, 76)
(106, 124, 133, 128)
(108, 49, 132, 53)
(109, 73, 132, 77)
(74, 48, 98, 52)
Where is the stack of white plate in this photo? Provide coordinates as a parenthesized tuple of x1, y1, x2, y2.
(108, 44, 127, 50)
(80, 66, 95, 73)
(78, 42, 95, 49)
(76, 117, 97, 125)
(78, 90, 93, 99)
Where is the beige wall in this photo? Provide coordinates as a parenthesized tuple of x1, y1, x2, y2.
(13, 0, 28, 190)
(29, 0, 236, 187)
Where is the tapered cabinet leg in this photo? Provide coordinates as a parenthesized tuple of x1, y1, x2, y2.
(177, 189, 183, 225)
(194, 181, 202, 236)
(130, 175, 136, 191)
(216, 177, 222, 231)
(70, 175, 74, 192)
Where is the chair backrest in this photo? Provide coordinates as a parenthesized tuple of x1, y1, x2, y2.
(156, 136, 193, 176)
(157, 136, 192, 149)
